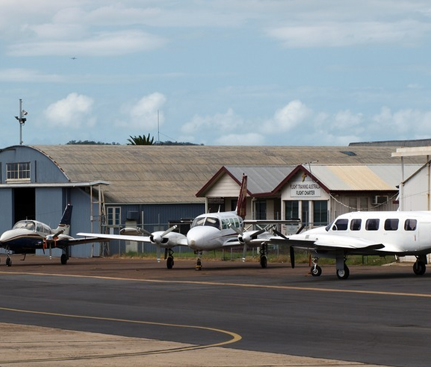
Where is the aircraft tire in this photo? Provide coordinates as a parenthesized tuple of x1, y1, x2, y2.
(311, 265, 322, 277)
(6, 258, 11, 267)
(260, 255, 268, 268)
(413, 261, 426, 276)
(166, 256, 174, 269)
(336, 264, 350, 280)
(60, 254, 68, 265)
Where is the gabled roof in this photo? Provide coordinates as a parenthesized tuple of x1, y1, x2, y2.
(28, 145, 419, 204)
(200, 164, 423, 198)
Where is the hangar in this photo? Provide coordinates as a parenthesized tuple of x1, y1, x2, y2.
(0, 144, 422, 258)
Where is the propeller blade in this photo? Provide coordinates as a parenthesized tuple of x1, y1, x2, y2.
(161, 225, 178, 238)
(290, 246, 295, 269)
(156, 246, 161, 263)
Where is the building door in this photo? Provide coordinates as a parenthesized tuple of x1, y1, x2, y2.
(13, 188, 35, 223)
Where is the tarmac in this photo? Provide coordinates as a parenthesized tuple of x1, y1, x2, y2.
(0, 256, 402, 367)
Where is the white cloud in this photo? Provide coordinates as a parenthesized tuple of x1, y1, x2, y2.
(261, 100, 311, 134)
(117, 92, 166, 130)
(372, 107, 431, 137)
(215, 133, 266, 146)
(43, 93, 95, 128)
(8, 30, 165, 57)
(0, 68, 64, 83)
(267, 20, 431, 48)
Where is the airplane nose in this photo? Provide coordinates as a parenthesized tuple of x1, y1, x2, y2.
(187, 226, 219, 250)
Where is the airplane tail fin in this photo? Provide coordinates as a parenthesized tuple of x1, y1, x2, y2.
(236, 174, 247, 219)
(55, 204, 73, 235)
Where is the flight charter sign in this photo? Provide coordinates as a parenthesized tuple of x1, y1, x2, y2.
(290, 180, 321, 198)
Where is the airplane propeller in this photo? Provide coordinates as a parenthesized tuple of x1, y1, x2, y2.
(272, 224, 305, 269)
(229, 223, 266, 262)
(42, 229, 65, 259)
(149, 225, 178, 262)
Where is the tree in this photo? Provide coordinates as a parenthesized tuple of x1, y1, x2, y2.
(127, 133, 155, 145)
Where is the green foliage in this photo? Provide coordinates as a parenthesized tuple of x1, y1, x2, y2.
(127, 133, 155, 145)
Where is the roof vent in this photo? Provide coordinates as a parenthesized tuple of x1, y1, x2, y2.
(340, 151, 357, 156)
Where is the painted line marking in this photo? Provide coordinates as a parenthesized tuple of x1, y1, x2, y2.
(0, 306, 241, 364)
(1, 270, 431, 298)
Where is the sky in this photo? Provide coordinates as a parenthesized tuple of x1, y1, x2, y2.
(0, 0, 430, 147)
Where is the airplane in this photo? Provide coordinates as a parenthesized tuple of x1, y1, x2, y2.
(78, 175, 299, 270)
(0, 204, 98, 266)
(270, 210, 431, 279)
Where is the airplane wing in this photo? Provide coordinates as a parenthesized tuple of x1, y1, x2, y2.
(269, 234, 385, 252)
(77, 232, 151, 243)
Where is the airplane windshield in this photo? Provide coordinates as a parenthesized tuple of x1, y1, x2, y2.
(13, 221, 35, 231)
(191, 216, 220, 229)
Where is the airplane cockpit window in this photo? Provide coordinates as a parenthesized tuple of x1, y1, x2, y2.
(365, 219, 380, 231)
(205, 217, 220, 229)
(331, 219, 348, 231)
(404, 219, 417, 231)
(384, 219, 399, 231)
(191, 216, 206, 227)
(325, 221, 334, 231)
(13, 221, 36, 231)
(350, 219, 362, 231)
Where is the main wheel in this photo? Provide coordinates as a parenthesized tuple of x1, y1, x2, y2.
(311, 265, 322, 276)
(166, 256, 174, 269)
(336, 264, 350, 280)
(260, 255, 268, 268)
(6, 257, 11, 267)
(413, 261, 426, 276)
(60, 254, 68, 265)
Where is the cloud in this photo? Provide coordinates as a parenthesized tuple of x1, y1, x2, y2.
(261, 100, 311, 134)
(0, 68, 64, 83)
(267, 20, 431, 48)
(372, 107, 431, 138)
(8, 30, 166, 57)
(43, 93, 95, 128)
(117, 92, 167, 130)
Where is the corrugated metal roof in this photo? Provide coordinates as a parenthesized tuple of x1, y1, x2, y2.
(224, 165, 297, 194)
(30, 145, 418, 204)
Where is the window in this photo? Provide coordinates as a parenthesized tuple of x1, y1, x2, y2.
(313, 201, 328, 226)
(366, 219, 380, 231)
(350, 219, 362, 231)
(285, 201, 299, 220)
(384, 219, 399, 231)
(404, 219, 417, 231)
(6, 162, 30, 181)
(255, 200, 266, 220)
(107, 207, 121, 226)
(332, 218, 348, 231)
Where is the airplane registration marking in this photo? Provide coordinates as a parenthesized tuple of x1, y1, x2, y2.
(0, 304, 242, 364)
(1, 270, 431, 299)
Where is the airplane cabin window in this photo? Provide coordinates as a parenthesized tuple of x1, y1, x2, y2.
(350, 219, 362, 231)
(365, 219, 380, 231)
(404, 219, 417, 231)
(332, 219, 348, 231)
(384, 219, 399, 231)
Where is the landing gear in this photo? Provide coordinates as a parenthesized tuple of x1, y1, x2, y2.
(259, 244, 268, 268)
(336, 263, 350, 280)
(413, 257, 426, 276)
(310, 258, 322, 277)
(60, 254, 69, 265)
(6, 256, 12, 267)
(196, 258, 202, 271)
(165, 248, 175, 269)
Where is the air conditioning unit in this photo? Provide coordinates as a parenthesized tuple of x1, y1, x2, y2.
(372, 195, 388, 205)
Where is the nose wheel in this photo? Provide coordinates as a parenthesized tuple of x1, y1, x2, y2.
(165, 249, 175, 269)
(310, 258, 322, 276)
(195, 252, 202, 271)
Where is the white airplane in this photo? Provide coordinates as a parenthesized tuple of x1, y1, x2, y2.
(78, 175, 298, 270)
(270, 210, 431, 279)
(0, 204, 98, 266)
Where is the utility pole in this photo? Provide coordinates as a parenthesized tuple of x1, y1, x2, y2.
(15, 99, 28, 145)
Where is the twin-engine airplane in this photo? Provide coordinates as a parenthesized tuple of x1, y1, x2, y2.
(78, 175, 298, 270)
(0, 204, 98, 266)
(271, 210, 431, 280)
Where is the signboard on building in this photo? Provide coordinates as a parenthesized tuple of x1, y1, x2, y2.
(290, 181, 321, 198)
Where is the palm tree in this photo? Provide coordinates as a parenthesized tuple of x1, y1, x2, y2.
(127, 133, 155, 145)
